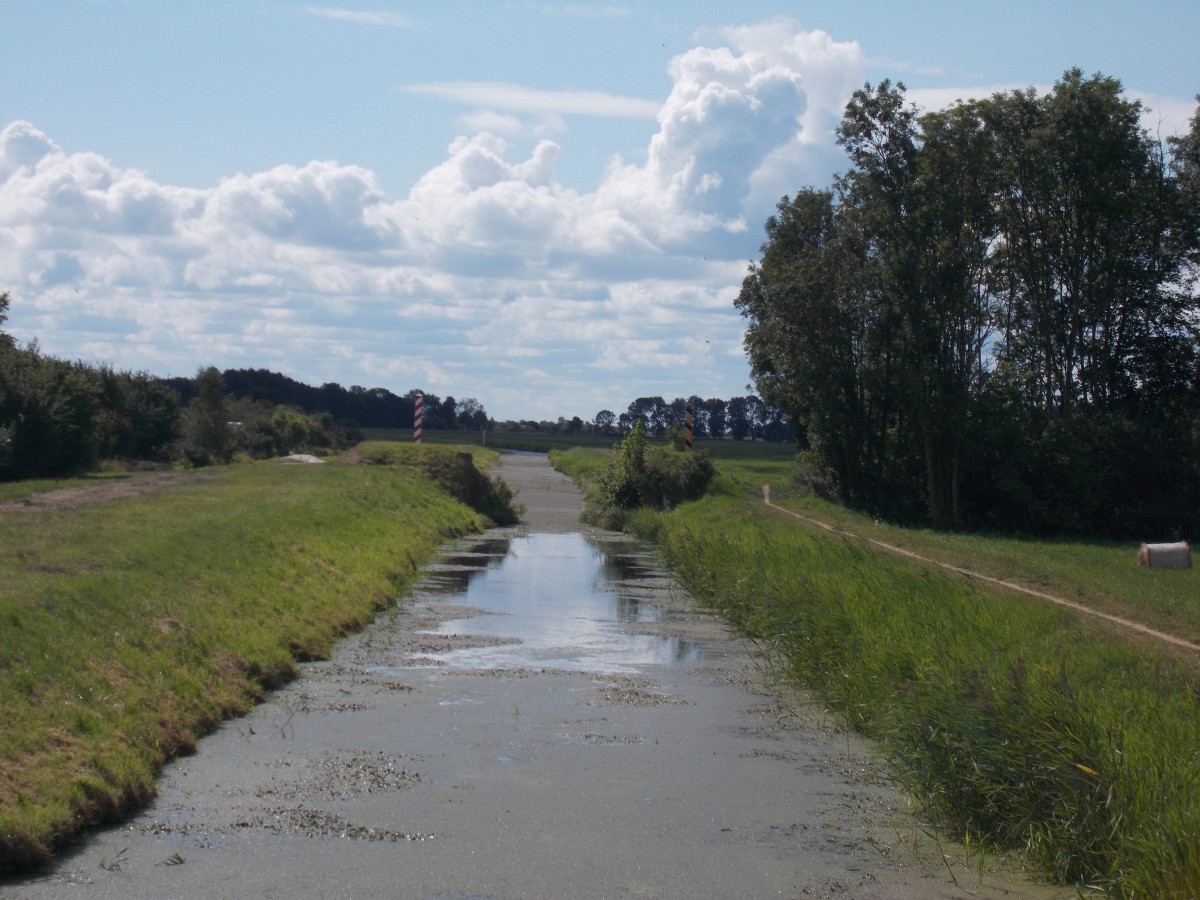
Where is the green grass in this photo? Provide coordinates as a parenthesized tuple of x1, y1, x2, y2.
(684, 452, 1200, 646)
(549, 447, 1200, 894)
(546, 446, 610, 487)
(628, 496, 1200, 896)
(0, 447, 500, 872)
(362, 426, 796, 460)
(0, 476, 111, 504)
(765, 493, 1200, 648)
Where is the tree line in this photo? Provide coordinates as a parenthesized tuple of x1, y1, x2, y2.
(0, 292, 181, 479)
(166, 368, 490, 433)
(739, 70, 1200, 537)
(0, 304, 494, 479)
(591, 395, 791, 441)
(1, 294, 790, 482)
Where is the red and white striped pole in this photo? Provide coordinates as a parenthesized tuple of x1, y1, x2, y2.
(413, 393, 424, 444)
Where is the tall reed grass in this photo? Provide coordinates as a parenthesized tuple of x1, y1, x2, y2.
(629, 496, 1200, 896)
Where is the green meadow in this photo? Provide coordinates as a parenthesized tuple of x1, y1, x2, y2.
(554, 447, 1200, 897)
(0, 446, 507, 872)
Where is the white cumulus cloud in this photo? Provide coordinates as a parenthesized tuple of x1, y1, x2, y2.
(304, 7, 410, 28)
(404, 82, 661, 120)
(1, 18, 871, 418)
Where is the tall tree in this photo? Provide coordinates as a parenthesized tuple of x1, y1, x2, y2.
(627, 397, 669, 436)
(455, 397, 489, 430)
(739, 71, 1200, 535)
(738, 189, 877, 497)
(905, 98, 1002, 525)
(0, 292, 13, 350)
(181, 367, 233, 466)
(988, 70, 1193, 416)
(835, 81, 926, 515)
(701, 398, 727, 438)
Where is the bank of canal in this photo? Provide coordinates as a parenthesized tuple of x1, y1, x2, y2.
(3, 453, 1068, 900)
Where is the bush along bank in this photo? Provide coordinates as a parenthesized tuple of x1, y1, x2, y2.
(0, 446, 516, 873)
(353, 441, 521, 526)
(625, 495, 1200, 897)
(563, 422, 717, 530)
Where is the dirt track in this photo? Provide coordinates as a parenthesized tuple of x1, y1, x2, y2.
(1, 454, 1070, 899)
(0, 473, 190, 513)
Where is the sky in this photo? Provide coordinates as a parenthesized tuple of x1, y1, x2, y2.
(2, 2, 1198, 422)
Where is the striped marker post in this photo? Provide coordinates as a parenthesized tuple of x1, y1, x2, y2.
(413, 393, 424, 444)
(684, 406, 694, 453)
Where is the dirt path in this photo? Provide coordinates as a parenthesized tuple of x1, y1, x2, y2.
(0, 456, 326, 516)
(3, 455, 1070, 900)
(0, 473, 193, 513)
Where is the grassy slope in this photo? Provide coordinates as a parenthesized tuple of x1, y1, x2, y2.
(553, 447, 1200, 896)
(0, 447, 495, 872)
(769, 492, 1200, 648)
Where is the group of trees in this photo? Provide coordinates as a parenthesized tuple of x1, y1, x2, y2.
(168, 369, 490, 433)
(0, 303, 455, 480)
(739, 70, 1200, 536)
(0, 311, 359, 479)
(592, 395, 791, 442)
(0, 292, 513, 480)
(3, 304, 792, 483)
(440, 394, 791, 442)
(172, 367, 354, 467)
(0, 292, 181, 479)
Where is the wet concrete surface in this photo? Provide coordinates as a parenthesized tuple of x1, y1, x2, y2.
(1, 453, 1072, 900)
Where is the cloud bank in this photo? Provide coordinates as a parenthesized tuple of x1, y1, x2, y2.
(1, 19, 866, 419)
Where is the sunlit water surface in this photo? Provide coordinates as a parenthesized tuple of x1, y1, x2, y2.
(402, 532, 703, 675)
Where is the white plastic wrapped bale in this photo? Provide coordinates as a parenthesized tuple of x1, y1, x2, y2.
(1136, 541, 1192, 569)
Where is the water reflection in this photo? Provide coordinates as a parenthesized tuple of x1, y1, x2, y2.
(602, 552, 657, 584)
(410, 532, 703, 675)
(418, 538, 511, 595)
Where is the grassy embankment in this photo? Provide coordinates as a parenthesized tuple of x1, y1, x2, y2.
(552, 446, 1200, 897)
(0, 444, 510, 873)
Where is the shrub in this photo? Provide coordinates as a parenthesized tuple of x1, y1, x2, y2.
(585, 422, 716, 527)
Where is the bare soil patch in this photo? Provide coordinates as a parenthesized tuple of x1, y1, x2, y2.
(0, 473, 198, 514)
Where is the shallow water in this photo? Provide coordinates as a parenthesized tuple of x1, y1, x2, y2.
(405, 531, 703, 674)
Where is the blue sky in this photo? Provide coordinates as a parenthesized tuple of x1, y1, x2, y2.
(2, 1, 1197, 421)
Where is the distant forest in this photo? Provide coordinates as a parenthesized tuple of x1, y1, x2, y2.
(1, 292, 790, 483)
(163, 369, 483, 433)
(175, 368, 792, 442)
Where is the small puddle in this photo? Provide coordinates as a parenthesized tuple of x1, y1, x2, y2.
(408, 532, 703, 675)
